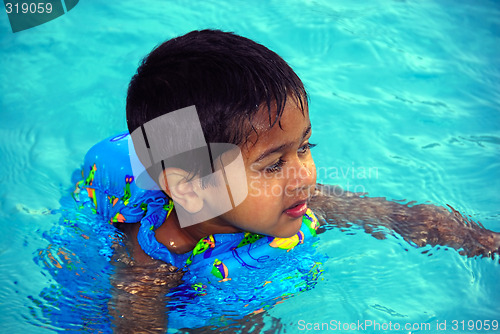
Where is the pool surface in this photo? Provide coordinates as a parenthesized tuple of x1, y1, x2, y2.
(1, 0, 499, 333)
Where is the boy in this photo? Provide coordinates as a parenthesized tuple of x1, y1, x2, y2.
(76, 29, 499, 331)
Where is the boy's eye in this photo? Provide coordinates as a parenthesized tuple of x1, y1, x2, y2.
(298, 142, 317, 154)
(265, 158, 285, 173)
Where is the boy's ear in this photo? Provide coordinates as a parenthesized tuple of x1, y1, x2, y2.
(159, 168, 204, 214)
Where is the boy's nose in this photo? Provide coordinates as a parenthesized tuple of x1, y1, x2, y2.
(287, 159, 316, 192)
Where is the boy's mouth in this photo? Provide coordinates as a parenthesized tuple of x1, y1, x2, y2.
(284, 200, 308, 219)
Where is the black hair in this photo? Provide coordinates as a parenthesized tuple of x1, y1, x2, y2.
(126, 29, 307, 182)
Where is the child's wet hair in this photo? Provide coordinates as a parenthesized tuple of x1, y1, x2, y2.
(126, 29, 308, 182)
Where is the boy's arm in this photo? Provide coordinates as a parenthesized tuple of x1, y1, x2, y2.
(109, 223, 184, 333)
(109, 262, 180, 333)
(309, 184, 500, 259)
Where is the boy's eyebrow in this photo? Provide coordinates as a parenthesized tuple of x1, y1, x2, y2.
(254, 124, 311, 163)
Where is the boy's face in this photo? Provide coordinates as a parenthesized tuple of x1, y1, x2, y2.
(207, 102, 316, 237)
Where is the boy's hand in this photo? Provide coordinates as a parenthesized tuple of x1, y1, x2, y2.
(309, 183, 500, 261)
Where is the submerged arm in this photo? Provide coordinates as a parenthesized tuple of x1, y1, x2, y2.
(309, 184, 500, 260)
(109, 223, 184, 333)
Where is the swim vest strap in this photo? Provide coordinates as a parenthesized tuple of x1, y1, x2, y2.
(136, 197, 189, 267)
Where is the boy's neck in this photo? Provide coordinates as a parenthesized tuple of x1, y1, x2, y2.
(154, 211, 241, 254)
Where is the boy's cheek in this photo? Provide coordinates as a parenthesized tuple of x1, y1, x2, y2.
(247, 162, 262, 176)
(307, 160, 317, 184)
(248, 178, 287, 199)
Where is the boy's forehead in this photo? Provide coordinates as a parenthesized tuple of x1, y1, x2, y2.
(241, 103, 310, 157)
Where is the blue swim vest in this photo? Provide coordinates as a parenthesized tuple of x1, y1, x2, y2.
(75, 132, 325, 327)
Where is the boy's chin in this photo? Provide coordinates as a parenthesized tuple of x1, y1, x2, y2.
(271, 218, 303, 238)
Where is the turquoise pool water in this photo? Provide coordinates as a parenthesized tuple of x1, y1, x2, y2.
(1, 0, 499, 333)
